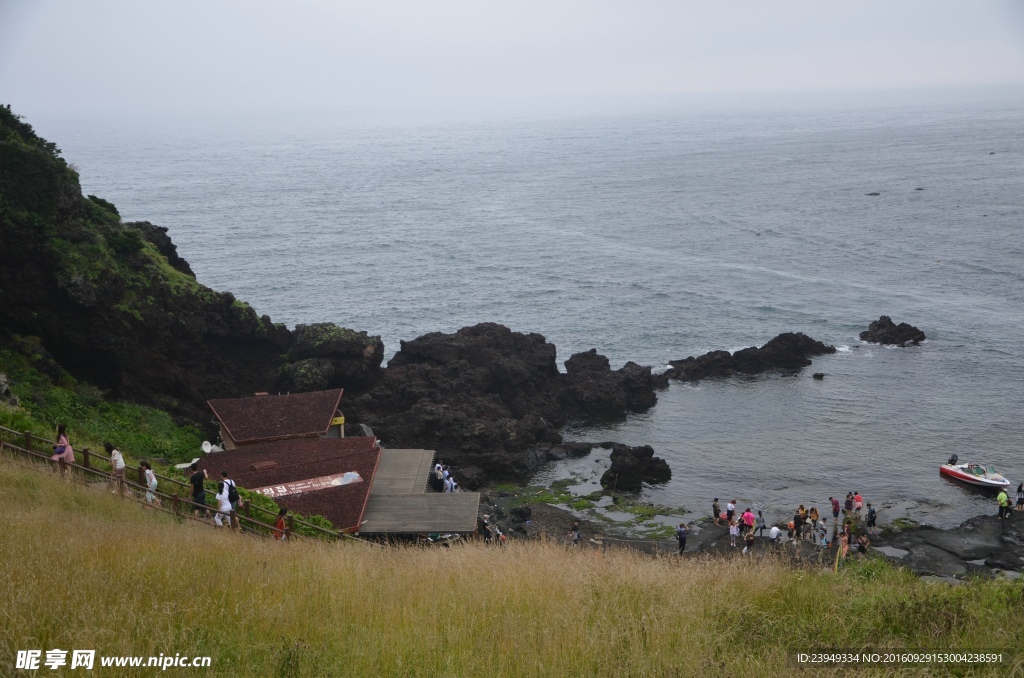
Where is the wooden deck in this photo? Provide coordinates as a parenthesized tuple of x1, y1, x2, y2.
(359, 449, 480, 535)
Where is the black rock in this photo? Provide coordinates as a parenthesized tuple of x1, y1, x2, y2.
(347, 324, 658, 478)
(599, 444, 671, 491)
(866, 192, 881, 196)
(859, 316, 926, 347)
(664, 332, 836, 382)
(812, 373, 824, 380)
(510, 506, 532, 523)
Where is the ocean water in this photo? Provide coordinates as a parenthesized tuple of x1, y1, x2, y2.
(36, 91, 1024, 528)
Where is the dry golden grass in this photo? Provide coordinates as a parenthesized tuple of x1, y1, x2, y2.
(1, 459, 1022, 677)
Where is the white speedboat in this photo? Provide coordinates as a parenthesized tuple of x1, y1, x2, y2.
(939, 454, 1010, 489)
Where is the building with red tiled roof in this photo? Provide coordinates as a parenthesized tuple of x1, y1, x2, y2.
(199, 437, 380, 532)
(207, 389, 344, 449)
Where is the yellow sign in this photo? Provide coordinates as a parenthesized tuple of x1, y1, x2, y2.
(331, 416, 345, 426)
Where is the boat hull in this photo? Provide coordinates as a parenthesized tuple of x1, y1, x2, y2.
(939, 465, 1010, 489)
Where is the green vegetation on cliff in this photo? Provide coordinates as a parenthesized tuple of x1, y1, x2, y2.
(0, 104, 383, 425)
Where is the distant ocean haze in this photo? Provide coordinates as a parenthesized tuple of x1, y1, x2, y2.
(39, 93, 1024, 527)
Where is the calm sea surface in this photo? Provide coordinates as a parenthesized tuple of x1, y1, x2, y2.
(35, 92, 1024, 527)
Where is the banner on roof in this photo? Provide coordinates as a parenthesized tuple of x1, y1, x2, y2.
(251, 471, 362, 498)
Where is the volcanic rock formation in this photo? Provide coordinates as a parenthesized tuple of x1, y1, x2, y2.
(664, 332, 836, 382)
(859, 316, 926, 347)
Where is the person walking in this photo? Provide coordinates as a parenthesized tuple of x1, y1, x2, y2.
(214, 479, 232, 528)
(141, 461, 159, 508)
(712, 498, 721, 525)
(755, 510, 767, 537)
(188, 463, 210, 521)
(106, 443, 126, 495)
(675, 522, 689, 554)
(274, 507, 288, 541)
(569, 521, 581, 546)
(220, 471, 239, 529)
(51, 423, 75, 473)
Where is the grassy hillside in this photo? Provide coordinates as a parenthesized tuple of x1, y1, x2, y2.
(1, 460, 1021, 677)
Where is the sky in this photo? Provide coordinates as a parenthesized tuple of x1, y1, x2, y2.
(2, 0, 1024, 118)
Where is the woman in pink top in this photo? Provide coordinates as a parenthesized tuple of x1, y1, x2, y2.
(51, 423, 75, 471)
(742, 508, 756, 535)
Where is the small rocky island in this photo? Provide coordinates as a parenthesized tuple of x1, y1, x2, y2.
(662, 332, 836, 382)
(860, 316, 926, 346)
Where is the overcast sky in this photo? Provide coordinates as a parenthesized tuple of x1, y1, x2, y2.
(2, 0, 1024, 118)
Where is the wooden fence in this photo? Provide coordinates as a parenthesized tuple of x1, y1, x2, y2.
(0, 425, 364, 543)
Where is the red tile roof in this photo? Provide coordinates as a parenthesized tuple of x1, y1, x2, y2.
(199, 436, 379, 532)
(207, 389, 344, 445)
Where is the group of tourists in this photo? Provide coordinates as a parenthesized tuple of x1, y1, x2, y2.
(188, 463, 240, 529)
(697, 492, 877, 560)
(431, 462, 462, 494)
(43, 424, 294, 543)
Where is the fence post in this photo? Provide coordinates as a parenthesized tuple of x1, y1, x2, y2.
(82, 447, 90, 471)
(286, 515, 294, 541)
(23, 431, 32, 451)
(137, 466, 145, 486)
(172, 493, 181, 515)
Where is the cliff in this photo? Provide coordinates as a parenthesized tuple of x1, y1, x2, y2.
(0, 105, 383, 422)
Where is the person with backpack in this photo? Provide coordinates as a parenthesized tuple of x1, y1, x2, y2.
(865, 503, 878, 535)
(675, 522, 689, 554)
(214, 479, 233, 528)
(221, 470, 240, 529)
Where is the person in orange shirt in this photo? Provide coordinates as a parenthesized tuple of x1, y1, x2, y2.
(274, 507, 288, 541)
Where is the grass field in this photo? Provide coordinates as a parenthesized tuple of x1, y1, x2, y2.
(2, 458, 1022, 677)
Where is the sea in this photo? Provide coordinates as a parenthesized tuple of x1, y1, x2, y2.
(33, 88, 1024, 529)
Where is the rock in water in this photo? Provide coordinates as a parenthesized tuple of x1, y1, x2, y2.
(859, 316, 926, 347)
(664, 332, 836, 382)
(599, 443, 671, 491)
(345, 324, 658, 478)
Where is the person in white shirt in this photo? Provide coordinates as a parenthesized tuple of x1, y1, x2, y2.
(443, 476, 455, 493)
(214, 481, 233, 527)
(105, 442, 126, 495)
(140, 461, 159, 507)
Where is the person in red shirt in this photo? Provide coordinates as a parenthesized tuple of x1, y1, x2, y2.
(274, 507, 288, 541)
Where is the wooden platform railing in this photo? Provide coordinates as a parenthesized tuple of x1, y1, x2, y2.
(0, 424, 358, 542)
(0, 437, 306, 539)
